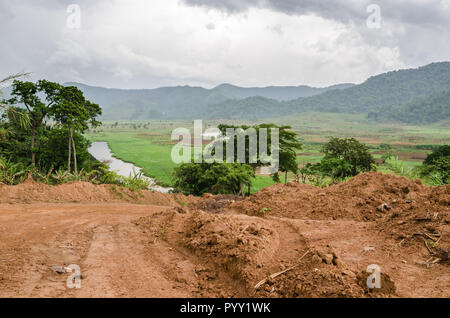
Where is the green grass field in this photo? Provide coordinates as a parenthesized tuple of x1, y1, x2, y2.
(86, 113, 449, 192)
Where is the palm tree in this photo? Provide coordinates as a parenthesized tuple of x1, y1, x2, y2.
(0, 72, 31, 128)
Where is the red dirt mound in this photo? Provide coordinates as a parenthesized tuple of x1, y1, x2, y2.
(182, 210, 279, 288)
(0, 180, 199, 207)
(232, 172, 448, 222)
(0, 173, 448, 298)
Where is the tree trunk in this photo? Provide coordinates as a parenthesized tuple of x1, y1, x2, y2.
(67, 126, 72, 172)
(71, 131, 77, 174)
(31, 127, 36, 166)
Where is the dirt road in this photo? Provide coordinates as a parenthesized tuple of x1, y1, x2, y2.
(0, 173, 448, 298)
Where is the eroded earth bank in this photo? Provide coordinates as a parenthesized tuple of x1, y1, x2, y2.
(0, 172, 448, 298)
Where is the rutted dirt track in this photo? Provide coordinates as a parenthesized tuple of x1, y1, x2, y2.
(0, 173, 448, 298)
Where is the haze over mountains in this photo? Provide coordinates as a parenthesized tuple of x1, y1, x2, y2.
(64, 81, 355, 121)
(3, 62, 448, 125)
(65, 62, 450, 125)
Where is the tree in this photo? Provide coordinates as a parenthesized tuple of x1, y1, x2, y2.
(423, 145, 450, 165)
(51, 86, 101, 173)
(420, 145, 450, 184)
(217, 123, 302, 189)
(0, 73, 30, 128)
(278, 148, 298, 184)
(7, 80, 62, 166)
(314, 158, 353, 179)
(381, 150, 396, 164)
(322, 137, 375, 176)
(173, 162, 254, 196)
(8, 81, 44, 166)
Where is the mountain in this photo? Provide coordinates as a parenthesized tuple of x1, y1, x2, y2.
(63, 83, 230, 120)
(369, 89, 450, 124)
(205, 62, 450, 124)
(283, 62, 450, 116)
(64, 82, 353, 120)
(213, 83, 354, 101)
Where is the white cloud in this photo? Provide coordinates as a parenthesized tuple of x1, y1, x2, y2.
(0, 0, 448, 88)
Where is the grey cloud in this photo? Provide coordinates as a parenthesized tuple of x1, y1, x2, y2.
(1, 1, 449, 89)
(183, 0, 450, 26)
(183, 0, 450, 67)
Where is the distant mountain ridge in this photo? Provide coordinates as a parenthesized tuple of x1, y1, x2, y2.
(64, 81, 355, 120)
(212, 83, 355, 101)
(201, 62, 450, 124)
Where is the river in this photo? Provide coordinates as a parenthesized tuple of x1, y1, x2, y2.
(88, 142, 172, 193)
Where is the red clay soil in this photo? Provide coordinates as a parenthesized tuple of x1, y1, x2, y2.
(0, 172, 448, 298)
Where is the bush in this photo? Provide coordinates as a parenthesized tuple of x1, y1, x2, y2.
(419, 146, 450, 185)
(173, 162, 255, 196)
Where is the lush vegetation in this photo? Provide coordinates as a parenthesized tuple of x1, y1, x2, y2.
(2, 80, 101, 171)
(297, 138, 375, 184)
(172, 123, 302, 195)
(369, 90, 450, 124)
(418, 145, 450, 185)
(173, 162, 254, 196)
(0, 78, 149, 191)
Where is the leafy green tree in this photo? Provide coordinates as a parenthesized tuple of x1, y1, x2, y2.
(7, 80, 63, 166)
(39, 128, 92, 172)
(424, 145, 450, 165)
(51, 86, 101, 172)
(322, 138, 375, 176)
(173, 162, 254, 196)
(0, 73, 30, 128)
(381, 150, 396, 163)
(278, 148, 299, 184)
(315, 158, 353, 179)
(217, 123, 302, 188)
(420, 145, 450, 184)
(8, 81, 45, 165)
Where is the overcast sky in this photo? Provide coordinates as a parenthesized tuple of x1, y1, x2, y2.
(1, 0, 449, 89)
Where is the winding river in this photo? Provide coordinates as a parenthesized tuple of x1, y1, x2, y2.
(88, 142, 172, 193)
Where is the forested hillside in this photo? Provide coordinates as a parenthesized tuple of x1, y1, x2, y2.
(369, 90, 450, 124)
(211, 62, 450, 123)
(283, 62, 450, 115)
(64, 82, 352, 120)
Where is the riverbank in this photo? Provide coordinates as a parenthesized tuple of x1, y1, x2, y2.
(88, 141, 172, 193)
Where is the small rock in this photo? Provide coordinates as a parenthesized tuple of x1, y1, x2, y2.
(397, 221, 406, 225)
(341, 269, 355, 277)
(323, 254, 334, 265)
(363, 246, 375, 252)
(174, 207, 187, 214)
(401, 260, 407, 264)
(377, 203, 391, 212)
(311, 254, 322, 265)
(50, 265, 65, 274)
(318, 193, 326, 197)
